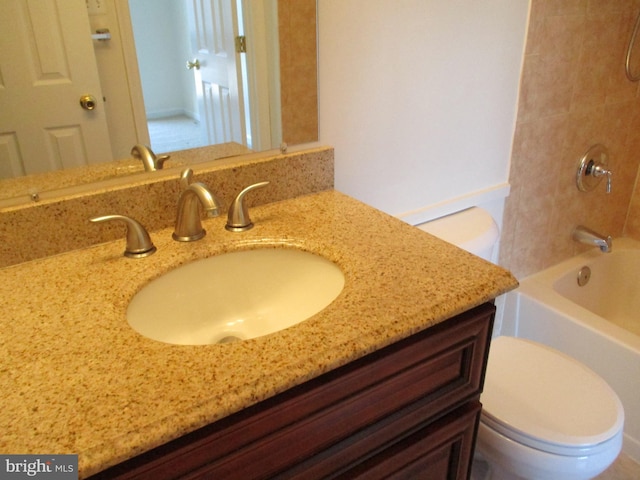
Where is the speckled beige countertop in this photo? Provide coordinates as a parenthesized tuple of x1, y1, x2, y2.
(0, 190, 517, 478)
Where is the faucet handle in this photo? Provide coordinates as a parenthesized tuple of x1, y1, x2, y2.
(179, 168, 194, 189)
(90, 215, 157, 258)
(226, 181, 270, 232)
(592, 165, 612, 193)
(577, 144, 612, 194)
(156, 154, 170, 169)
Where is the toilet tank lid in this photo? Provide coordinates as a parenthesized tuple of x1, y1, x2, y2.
(482, 336, 624, 450)
(416, 207, 498, 256)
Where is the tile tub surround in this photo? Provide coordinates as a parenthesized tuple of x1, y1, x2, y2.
(0, 146, 333, 267)
(0, 190, 516, 478)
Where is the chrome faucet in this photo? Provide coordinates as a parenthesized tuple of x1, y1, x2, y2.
(131, 144, 170, 171)
(572, 225, 612, 253)
(173, 169, 221, 241)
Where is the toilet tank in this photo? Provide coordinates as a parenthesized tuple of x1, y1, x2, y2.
(415, 207, 499, 262)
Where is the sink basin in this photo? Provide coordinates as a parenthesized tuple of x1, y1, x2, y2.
(126, 248, 345, 345)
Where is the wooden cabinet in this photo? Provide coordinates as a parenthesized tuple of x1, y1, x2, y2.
(91, 303, 494, 480)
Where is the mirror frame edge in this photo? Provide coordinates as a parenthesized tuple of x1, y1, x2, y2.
(113, 0, 151, 146)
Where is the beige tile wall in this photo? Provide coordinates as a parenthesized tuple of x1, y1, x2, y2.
(501, 0, 640, 278)
(278, 0, 318, 145)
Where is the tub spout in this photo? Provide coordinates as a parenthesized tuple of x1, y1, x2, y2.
(572, 225, 612, 253)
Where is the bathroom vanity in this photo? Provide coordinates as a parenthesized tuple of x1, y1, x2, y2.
(0, 149, 517, 478)
(93, 303, 494, 479)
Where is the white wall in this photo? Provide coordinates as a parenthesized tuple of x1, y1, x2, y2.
(318, 0, 529, 220)
(129, 0, 195, 119)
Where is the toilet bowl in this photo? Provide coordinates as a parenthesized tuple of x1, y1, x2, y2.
(476, 336, 624, 480)
(416, 207, 625, 479)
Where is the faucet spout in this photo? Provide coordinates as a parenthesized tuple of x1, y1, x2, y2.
(572, 225, 612, 253)
(173, 183, 221, 241)
(131, 144, 170, 171)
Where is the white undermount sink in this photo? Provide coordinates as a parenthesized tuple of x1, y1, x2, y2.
(126, 248, 345, 345)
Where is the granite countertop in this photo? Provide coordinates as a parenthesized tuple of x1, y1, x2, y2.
(0, 190, 517, 478)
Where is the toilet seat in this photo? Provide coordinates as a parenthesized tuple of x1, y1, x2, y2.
(481, 336, 624, 456)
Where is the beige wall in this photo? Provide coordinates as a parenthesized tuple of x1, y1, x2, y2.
(501, 0, 640, 278)
(278, 0, 318, 145)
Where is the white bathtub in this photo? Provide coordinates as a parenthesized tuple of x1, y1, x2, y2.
(501, 237, 640, 463)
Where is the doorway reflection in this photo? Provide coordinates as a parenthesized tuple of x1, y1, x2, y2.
(129, 0, 204, 153)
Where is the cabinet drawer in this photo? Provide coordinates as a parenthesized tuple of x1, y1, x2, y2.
(333, 401, 482, 480)
(92, 303, 494, 480)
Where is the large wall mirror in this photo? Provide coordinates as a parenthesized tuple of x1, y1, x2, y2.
(0, 0, 317, 205)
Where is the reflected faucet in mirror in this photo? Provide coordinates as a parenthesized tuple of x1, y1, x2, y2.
(131, 145, 170, 172)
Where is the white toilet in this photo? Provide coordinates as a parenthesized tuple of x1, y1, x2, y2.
(417, 207, 625, 480)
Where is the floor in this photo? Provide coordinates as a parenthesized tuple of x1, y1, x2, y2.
(147, 114, 207, 153)
(596, 453, 640, 479)
(472, 453, 640, 479)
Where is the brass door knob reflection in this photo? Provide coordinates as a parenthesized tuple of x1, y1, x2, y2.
(186, 59, 201, 70)
(79, 94, 97, 111)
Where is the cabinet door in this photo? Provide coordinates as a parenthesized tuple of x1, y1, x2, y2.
(333, 402, 481, 480)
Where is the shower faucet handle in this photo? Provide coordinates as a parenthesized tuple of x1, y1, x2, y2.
(591, 164, 612, 193)
(576, 144, 612, 194)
